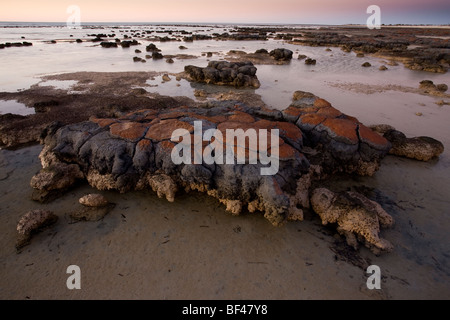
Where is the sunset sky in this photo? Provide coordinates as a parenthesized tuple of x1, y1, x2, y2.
(1, 0, 449, 25)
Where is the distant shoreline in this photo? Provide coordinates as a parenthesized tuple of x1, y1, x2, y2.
(0, 21, 449, 28)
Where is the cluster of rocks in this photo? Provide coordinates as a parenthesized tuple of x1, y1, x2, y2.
(0, 41, 33, 49)
(29, 91, 402, 253)
(288, 28, 450, 73)
(419, 80, 448, 93)
(226, 48, 293, 65)
(100, 39, 140, 48)
(15, 193, 113, 250)
(184, 61, 261, 88)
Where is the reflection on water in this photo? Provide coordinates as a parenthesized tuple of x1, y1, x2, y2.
(0, 100, 35, 116)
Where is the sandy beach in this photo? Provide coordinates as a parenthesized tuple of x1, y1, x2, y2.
(1, 23, 449, 301)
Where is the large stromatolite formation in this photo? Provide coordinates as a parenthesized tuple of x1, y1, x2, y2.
(34, 92, 392, 235)
(184, 61, 261, 88)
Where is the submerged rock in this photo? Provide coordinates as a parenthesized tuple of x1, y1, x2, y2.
(16, 210, 58, 250)
(311, 188, 394, 254)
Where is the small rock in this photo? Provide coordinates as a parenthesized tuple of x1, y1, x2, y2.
(305, 58, 316, 65)
(383, 129, 444, 161)
(194, 89, 207, 97)
(436, 83, 448, 92)
(162, 74, 171, 82)
(166, 58, 174, 63)
(415, 112, 423, 116)
(79, 194, 109, 207)
(152, 52, 164, 59)
(419, 80, 436, 90)
(16, 210, 58, 250)
(362, 62, 371, 67)
(298, 54, 307, 60)
(379, 65, 388, 71)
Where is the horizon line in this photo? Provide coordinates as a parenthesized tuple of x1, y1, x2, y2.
(1, 20, 449, 27)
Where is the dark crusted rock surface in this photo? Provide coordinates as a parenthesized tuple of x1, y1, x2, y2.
(184, 61, 261, 88)
(34, 92, 391, 228)
(269, 48, 293, 61)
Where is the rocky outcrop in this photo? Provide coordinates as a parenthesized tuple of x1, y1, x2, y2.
(269, 48, 293, 61)
(16, 210, 58, 250)
(184, 61, 261, 88)
(34, 92, 391, 230)
(311, 188, 394, 254)
(226, 49, 294, 65)
(284, 91, 391, 176)
(383, 129, 444, 161)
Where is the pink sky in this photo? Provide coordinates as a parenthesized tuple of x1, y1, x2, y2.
(1, 0, 449, 24)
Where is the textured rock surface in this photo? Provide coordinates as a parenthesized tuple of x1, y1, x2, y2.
(285, 91, 391, 176)
(383, 129, 444, 161)
(30, 162, 84, 202)
(184, 61, 261, 88)
(310, 188, 394, 254)
(35, 93, 391, 230)
(16, 210, 58, 249)
(79, 193, 109, 207)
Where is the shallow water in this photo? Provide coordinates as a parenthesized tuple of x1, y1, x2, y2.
(0, 99, 35, 116)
